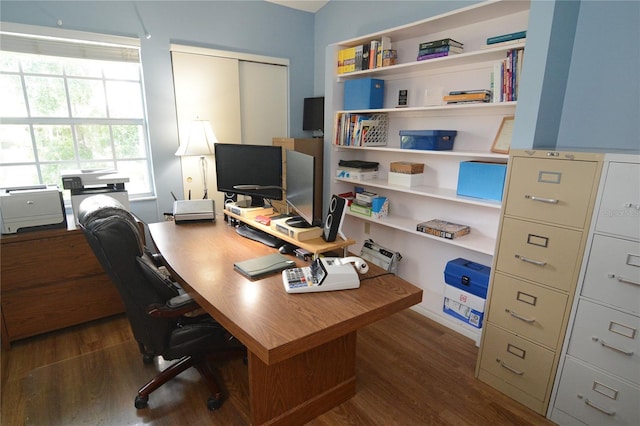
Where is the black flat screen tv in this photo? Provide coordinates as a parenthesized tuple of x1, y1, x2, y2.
(302, 96, 324, 132)
(214, 143, 283, 208)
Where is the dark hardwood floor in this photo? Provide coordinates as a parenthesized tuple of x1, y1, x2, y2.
(1, 309, 554, 425)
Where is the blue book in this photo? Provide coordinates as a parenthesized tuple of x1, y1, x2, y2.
(486, 30, 527, 45)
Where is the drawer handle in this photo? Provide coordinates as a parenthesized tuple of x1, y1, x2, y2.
(525, 195, 559, 204)
(497, 359, 524, 375)
(515, 254, 547, 266)
(584, 398, 616, 416)
(592, 337, 634, 356)
(624, 202, 640, 210)
(616, 275, 640, 287)
(505, 309, 536, 324)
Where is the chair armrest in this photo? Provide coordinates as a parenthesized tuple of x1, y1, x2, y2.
(146, 293, 200, 318)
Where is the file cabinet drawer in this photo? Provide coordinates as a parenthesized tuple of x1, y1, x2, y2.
(554, 357, 640, 426)
(567, 299, 639, 384)
(488, 273, 568, 348)
(595, 162, 640, 240)
(505, 156, 598, 228)
(582, 234, 640, 314)
(496, 217, 583, 291)
(478, 323, 555, 402)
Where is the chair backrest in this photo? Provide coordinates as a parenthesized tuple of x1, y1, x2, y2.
(78, 195, 180, 355)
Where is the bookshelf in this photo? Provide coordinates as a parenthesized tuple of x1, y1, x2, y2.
(326, 0, 530, 343)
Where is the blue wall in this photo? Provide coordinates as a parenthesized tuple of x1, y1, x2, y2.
(1, 0, 317, 221)
(557, 0, 639, 152)
(2, 0, 638, 222)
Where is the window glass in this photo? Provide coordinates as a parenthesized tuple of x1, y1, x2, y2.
(0, 42, 153, 199)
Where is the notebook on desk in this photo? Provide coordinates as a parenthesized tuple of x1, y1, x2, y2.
(234, 253, 296, 280)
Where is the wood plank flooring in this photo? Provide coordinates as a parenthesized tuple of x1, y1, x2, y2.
(1, 309, 554, 425)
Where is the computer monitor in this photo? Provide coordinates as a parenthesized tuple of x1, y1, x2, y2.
(285, 149, 319, 228)
(214, 143, 283, 208)
(302, 96, 324, 132)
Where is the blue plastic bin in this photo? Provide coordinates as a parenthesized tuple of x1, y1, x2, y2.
(400, 130, 457, 150)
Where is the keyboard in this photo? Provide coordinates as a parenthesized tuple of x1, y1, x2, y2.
(236, 224, 285, 248)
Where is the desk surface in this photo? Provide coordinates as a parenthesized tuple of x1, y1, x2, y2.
(148, 220, 423, 365)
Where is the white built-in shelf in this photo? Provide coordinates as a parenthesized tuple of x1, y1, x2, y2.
(344, 210, 497, 256)
(336, 0, 530, 48)
(335, 101, 517, 115)
(334, 145, 509, 160)
(336, 42, 526, 81)
(336, 176, 503, 208)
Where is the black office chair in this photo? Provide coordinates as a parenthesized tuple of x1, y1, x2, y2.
(78, 194, 245, 411)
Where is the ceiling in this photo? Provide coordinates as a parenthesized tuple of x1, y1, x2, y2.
(264, 0, 330, 13)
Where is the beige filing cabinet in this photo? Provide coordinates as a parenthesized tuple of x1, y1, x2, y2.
(549, 154, 640, 425)
(272, 138, 324, 221)
(476, 149, 604, 414)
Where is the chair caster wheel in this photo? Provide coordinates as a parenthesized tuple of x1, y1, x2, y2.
(135, 395, 149, 409)
(207, 396, 223, 411)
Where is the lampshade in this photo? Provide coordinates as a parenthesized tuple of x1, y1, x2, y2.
(175, 120, 218, 156)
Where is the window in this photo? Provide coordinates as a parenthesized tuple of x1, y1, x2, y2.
(0, 25, 154, 199)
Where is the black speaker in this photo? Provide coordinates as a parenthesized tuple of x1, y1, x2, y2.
(224, 192, 237, 205)
(322, 195, 346, 242)
(223, 192, 237, 223)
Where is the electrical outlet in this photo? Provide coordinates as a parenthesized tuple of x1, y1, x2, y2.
(364, 222, 370, 234)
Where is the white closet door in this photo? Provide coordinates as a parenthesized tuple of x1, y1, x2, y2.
(172, 51, 241, 210)
(239, 60, 288, 145)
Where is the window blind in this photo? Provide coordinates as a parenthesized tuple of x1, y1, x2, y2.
(0, 32, 140, 63)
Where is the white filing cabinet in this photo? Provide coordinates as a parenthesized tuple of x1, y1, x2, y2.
(549, 154, 640, 425)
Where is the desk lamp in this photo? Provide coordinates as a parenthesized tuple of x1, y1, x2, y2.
(175, 119, 217, 199)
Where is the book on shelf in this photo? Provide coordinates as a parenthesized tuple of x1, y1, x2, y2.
(444, 91, 491, 103)
(417, 50, 461, 61)
(418, 38, 463, 50)
(418, 45, 463, 56)
(481, 38, 525, 50)
(334, 112, 387, 147)
(416, 219, 470, 240)
(369, 40, 379, 69)
(337, 46, 357, 74)
(490, 48, 524, 103)
(487, 30, 526, 45)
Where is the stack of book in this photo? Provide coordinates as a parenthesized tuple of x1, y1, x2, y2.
(491, 48, 525, 102)
(337, 36, 392, 74)
(443, 89, 492, 104)
(417, 38, 463, 61)
(334, 112, 386, 147)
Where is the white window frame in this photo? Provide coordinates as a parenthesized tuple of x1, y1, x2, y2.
(0, 22, 155, 200)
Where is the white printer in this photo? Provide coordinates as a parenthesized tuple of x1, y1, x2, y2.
(61, 169, 130, 223)
(0, 185, 67, 234)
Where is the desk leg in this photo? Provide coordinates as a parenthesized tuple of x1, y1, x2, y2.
(248, 331, 357, 425)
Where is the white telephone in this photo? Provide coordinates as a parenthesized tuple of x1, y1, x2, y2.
(282, 256, 369, 294)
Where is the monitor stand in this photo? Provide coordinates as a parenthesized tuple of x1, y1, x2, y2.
(235, 195, 266, 208)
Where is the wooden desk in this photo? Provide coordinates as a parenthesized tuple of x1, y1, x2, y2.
(148, 221, 422, 425)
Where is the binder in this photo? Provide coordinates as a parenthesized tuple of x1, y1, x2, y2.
(233, 253, 295, 280)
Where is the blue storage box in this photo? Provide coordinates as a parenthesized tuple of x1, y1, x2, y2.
(456, 161, 507, 202)
(344, 78, 384, 110)
(400, 130, 457, 150)
(444, 258, 490, 299)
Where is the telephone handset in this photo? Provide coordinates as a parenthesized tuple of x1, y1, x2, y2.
(283, 256, 369, 294)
